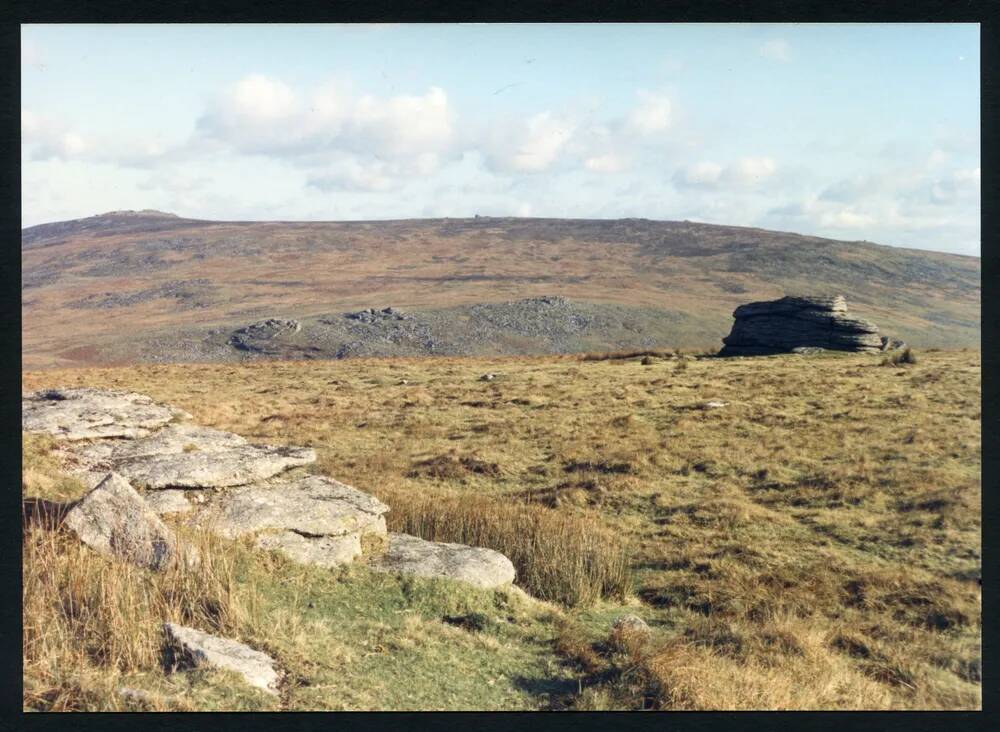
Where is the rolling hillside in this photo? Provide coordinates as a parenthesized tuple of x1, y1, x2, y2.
(22, 211, 980, 368)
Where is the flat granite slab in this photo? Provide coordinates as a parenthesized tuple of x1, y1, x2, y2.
(22, 388, 190, 440)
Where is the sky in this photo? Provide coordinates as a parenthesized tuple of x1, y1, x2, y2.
(21, 23, 980, 255)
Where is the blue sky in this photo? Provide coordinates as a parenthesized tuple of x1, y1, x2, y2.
(22, 23, 980, 255)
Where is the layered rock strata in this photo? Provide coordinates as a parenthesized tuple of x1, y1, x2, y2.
(719, 295, 883, 356)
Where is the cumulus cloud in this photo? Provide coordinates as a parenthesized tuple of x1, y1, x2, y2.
(928, 167, 980, 205)
(195, 75, 455, 184)
(760, 39, 791, 62)
(673, 157, 777, 189)
(482, 111, 576, 173)
(22, 110, 90, 160)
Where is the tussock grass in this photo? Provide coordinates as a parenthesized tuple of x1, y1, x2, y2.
(882, 347, 918, 366)
(379, 488, 632, 606)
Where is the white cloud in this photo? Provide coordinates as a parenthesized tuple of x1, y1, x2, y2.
(626, 91, 672, 135)
(196, 75, 455, 176)
(760, 39, 791, 62)
(673, 157, 776, 189)
(727, 156, 777, 185)
(674, 161, 723, 187)
(584, 153, 628, 174)
(483, 111, 576, 173)
(928, 166, 980, 205)
(819, 208, 876, 230)
(22, 110, 91, 161)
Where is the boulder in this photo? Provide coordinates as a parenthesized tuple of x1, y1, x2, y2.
(370, 533, 516, 589)
(719, 295, 884, 356)
(22, 388, 189, 441)
(198, 475, 389, 567)
(611, 614, 650, 636)
(63, 472, 177, 570)
(163, 623, 281, 695)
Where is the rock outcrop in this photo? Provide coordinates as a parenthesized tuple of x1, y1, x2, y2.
(163, 623, 281, 695)
(23, 388, 519, 588)
(105, 444, 317, 490)
(63, 473, 177, 571)
(63, 421, 316, 490)
(371, 533, 516, 589)
(228, 319, 301, 353)
(719, 295, 883, 356)
(22, 388, 189, 441)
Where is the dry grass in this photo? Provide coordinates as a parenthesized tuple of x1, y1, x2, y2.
(22, 523, 268, 711)
(882, 347, 918, 366)
(380, 488, 632, 606)
(23, 348, 981, 710)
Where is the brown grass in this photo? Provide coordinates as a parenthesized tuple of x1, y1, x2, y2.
(23, 348, 981, 709)
(379, 488, 632, 606)
(22, 523, 265, 711)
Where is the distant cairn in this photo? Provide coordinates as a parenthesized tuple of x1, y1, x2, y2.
(718, 295, 885, 356)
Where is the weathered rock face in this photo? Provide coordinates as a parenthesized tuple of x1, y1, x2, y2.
(719, 295, 883, 356)
(200, 475, 389, 568)
(163, 623, 281, 695)
(63, 472, 177, 571)
(99, 444, 316, 490)
(371, 533, 516, 589)
(56, 421, 314, 490)
(205, 475, 388, 537)
(22, 388, 189, 440)
(73, 423, 248, 463)
(143, 489, 196, 516)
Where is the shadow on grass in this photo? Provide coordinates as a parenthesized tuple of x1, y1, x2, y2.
(22, 497, 76, 530)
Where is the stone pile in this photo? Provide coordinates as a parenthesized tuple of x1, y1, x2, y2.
(23, 388, 516, 588)
(718, 295, 884, 356)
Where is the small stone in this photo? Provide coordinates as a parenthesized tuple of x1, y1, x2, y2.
(701, 400, 728, 409)
(612, 614, 650, 635)
(610, 614, 651, 650)
(163, 623, 281, 695)
(63, 472, 177, 571)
